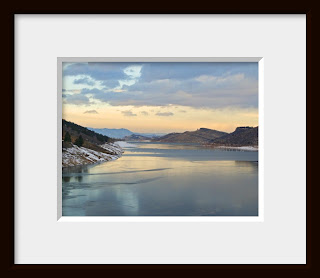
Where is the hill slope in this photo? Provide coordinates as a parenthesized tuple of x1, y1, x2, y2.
(212, 126, 258, 146)
(62, 119, 123, 167)
(88, 127, 134, 139)
(124, 134, 151, 141)
(63, 119, 113, 145)
(153, 128, 228, 144)
(88, 127, 166, 139)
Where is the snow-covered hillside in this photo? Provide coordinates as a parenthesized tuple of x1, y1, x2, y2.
(62, 142, 123, 167)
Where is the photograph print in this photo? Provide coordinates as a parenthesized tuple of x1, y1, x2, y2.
(61, 61, 259, 216)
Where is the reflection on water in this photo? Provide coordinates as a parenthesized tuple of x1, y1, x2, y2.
(62, 142, 258, 216)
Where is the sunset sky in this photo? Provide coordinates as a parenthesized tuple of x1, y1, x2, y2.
(62, 62, 258, 133)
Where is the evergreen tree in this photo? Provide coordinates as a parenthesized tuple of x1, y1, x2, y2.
(64, 131, 71, 142)
(74, 135, 84, 147)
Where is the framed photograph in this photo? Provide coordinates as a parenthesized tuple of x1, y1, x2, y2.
(10, 12, 310, 269)
(58, 58, 261, 218)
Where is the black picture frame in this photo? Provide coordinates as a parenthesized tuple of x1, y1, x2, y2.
(5, 4, 315, 275)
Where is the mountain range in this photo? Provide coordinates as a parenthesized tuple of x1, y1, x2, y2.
(62, 120, 258, 168)
(152, 128, 228, 144)
(212, 126, 258, 146)
(87, 127, 166, 139)
(87, 124, 258, 146)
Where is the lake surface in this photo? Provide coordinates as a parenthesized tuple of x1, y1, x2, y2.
(62, 142, 258, 216)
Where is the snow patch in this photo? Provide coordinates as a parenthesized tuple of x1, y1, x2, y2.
(100, 142, 124, 154)
(62, 143, 124, 167)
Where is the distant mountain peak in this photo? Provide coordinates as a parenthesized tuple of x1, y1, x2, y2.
(213, 126, 258, 146)
(153, 127, 228, 144)
(88, 127, 167, 139)
(235, 126, 254, 131)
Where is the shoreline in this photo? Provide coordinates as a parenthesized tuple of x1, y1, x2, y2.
(62, 142, 124, 168)
(62, 141, 258, 168)
(122, 140, 258, 151)
(202, 143, 258, 151)
(213, 145, 258, 151)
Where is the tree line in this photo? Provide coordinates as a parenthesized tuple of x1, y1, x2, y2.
(62, 119, 112, 143)
(64, 132, 84, 147)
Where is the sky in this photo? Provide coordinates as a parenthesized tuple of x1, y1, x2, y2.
(62, 62, 258, 133)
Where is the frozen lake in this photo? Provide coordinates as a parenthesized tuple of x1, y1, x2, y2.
(62, 142, 258, 216)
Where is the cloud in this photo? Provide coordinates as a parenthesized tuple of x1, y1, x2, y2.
(64, 62, 258, 109)
(64, 62, 127, 80)
(83, 110, 99, 114)
(63, 62, 142, 88)
(140, 111, 149, 116)
(121, 110, 137, 117)
(156, 112, 174, 116)
(64, 94, 91, 105)
(74, 77, 95, 86)
(139, 62, 258, 82)
(111, 74, 258, 108)
(101, 79, 120, 88)
(76, 73, 258, 109)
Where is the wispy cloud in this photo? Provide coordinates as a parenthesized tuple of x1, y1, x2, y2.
(156, 112, 174, 116)
(140, 111, 149, 116)
(83, 110, 99, 114)
(64, 94, 91, 105)
(74, 77, 95, 86)
(121, 110, 137, 117)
